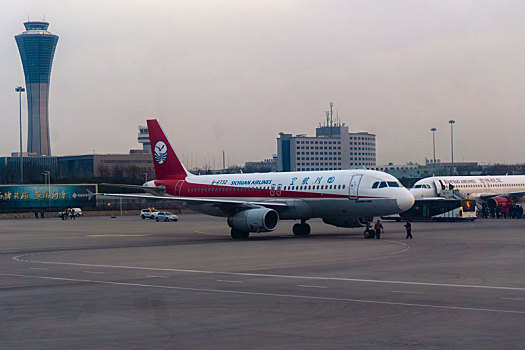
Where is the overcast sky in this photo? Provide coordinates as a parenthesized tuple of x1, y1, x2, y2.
(1, 0, 525, 168)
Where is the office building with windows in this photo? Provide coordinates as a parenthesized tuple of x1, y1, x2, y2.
(15, 21, 59, 156)
(277, 122, 376, 172)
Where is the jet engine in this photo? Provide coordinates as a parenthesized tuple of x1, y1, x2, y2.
(227, 208, 279, 233)
(487, 196, 513, 210)
(322, 216, 372, 228)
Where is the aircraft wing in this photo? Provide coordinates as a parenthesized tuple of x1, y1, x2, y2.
(89, 190, 288, 214)
(99, 183, 166, 196)
(478, 191, 525, 201)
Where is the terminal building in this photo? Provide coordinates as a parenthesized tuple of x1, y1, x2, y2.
(277, 115, 376, 172)
(1, 126, 154, 184)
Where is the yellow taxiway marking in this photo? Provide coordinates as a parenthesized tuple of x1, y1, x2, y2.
(384, 240, 411, 255)
(194, 230, 225, 236)
(86, 234, 150, 237)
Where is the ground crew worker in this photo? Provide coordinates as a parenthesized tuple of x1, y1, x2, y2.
(374, 219, 383, 239)
(404, 220, 413, 239)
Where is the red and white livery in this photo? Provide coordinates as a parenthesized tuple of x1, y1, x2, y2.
(410, 175, 525, 211)
(100, 119, 414, 239)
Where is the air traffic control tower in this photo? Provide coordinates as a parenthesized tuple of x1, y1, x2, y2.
(15, 21, 59, 156)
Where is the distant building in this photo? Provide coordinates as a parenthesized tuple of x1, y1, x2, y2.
(244, 155, 278, 173)
(15, 21, 59, 156)
(130, 125, 151, 154)
(0, 155, 58, 184)
(58, 154, 153, 179)
(277, 117, 376, 172)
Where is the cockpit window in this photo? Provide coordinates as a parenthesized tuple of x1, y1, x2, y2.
(379, 181, 387, 188)
(414, 184, 421, 188)
(387, 181, 399, 187)
(372, 182, 379, 188)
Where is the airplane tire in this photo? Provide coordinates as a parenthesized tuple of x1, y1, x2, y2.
(303, 224, 311, 236)
(231, 229, 249, 240)
(364, 230, 372, 239)
(293, 223, 310, 236)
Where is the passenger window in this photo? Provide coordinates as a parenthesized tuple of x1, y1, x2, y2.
(342, 185, 345, 189)
(379, 182, 387, 188)
(372, 182, 379, 189)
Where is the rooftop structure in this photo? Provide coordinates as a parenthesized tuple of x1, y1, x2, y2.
(277, 104, 376, 172)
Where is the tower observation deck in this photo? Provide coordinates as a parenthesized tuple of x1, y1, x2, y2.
(15, 21, 59, 156)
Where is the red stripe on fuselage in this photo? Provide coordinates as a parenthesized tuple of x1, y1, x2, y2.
(155, 180, 386, 200)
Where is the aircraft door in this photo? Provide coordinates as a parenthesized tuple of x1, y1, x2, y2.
(175, 180, 184, 196)
(349, 174, 363, 200)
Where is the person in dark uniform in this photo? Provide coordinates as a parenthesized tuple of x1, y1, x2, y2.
(374, 219, 383, 239)
(404, 220, 413, 239)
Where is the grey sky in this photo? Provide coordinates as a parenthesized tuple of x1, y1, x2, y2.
(1, 0, 525, 168)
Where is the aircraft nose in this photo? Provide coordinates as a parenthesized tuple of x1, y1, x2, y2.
(397, 189, 415, 212)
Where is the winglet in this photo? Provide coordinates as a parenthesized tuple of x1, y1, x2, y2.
(147, 119, 190, 180)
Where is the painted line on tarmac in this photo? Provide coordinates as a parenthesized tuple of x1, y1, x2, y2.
(384, 240, 410, 254)
(194, 230, 226, 236)
(1, 272, 525, 315)
(392, 290, 424, 295)
(216, 280, 243, 283)
(83, 271, 105, 275)
(502, 297, 525, 301)
(86, 234, 150, 237)
(298, 285, 327, 289)
(29, 267, 48, 271)
(12, 254, 525, 292)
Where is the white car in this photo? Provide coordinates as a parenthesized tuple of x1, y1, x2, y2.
(155, 212, 179, 222)
(140, 208, 158, 219)
(59, 208, 83, 218)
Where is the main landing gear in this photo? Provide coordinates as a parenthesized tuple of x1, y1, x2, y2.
(293, 220, 311, 236)
(231, 229, 250, 240)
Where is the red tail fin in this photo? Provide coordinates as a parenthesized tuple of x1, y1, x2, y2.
(147, 119, 190, 180)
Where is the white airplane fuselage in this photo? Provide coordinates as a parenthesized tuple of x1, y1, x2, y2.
(146, 169, 415, 220)
(410, 175, 525, 202)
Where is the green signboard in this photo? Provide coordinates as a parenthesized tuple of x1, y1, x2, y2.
(0, 184, 97, 212)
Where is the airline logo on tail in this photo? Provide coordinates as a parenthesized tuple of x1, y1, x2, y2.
(154, 141, 168, 165)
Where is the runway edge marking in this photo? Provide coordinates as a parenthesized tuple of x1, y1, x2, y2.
(1, 272, 524, 315)
(11, 253, 525, 292)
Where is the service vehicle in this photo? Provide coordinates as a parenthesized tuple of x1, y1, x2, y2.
(155, 212, 179, 222)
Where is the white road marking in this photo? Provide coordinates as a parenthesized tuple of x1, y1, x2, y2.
(29, 267, 48, 271)
(298, 285, 327, 289)
(502, 297, 525, 301)
(83, 271, 105, 275)
(1, 272, 524, 315)
(392, 290, 424, 295)
(216, 280, 243, 283)
(13, 254, 525, 292)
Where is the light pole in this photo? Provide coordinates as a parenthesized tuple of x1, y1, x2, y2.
(43, 171, 50, 212)
(449, 120, 455, 175)
(430, 128, 437, 163)
(15, 86, 25, 183)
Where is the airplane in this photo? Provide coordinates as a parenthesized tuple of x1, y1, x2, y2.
(410, 175, 525, 211)
(95, 119, 415, 239)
